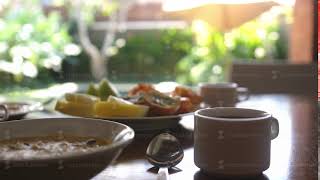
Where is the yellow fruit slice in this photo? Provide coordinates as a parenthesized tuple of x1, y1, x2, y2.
(65, 93, 99, 104)
(94, 96, 149, 118)
(55, 99, 96, 117)
(107, 95, 133, 105)
(55, 93, 99, 117)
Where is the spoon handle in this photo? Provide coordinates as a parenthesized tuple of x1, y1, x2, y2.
(0, 105, 9, 121)
(158, 167, 169, 180)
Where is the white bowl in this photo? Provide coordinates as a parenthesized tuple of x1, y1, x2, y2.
(0, 117, 134, 180)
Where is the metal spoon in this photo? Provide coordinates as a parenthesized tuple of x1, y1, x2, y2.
(146, 133, 184, 180)
(0, 105, 9, 121)
(0, 98, 55, 121)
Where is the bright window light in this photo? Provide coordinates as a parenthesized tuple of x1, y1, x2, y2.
(162, 0, 295, 12)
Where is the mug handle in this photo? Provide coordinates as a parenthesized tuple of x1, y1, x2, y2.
(0, 105, 9, 121)
(237, 87, 250, 102)
(270, 116, 279, 140)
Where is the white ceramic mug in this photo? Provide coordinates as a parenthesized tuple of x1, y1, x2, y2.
(194, 107, 279, 177)
(199, 83, 249, 107)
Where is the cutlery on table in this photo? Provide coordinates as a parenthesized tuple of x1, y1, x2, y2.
(0, 97, 55, 121)
(146, 133, 184, 180)
(0, 105, 9, 121)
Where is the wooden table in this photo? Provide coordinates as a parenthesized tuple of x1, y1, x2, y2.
(89, 94, 317, 180)
(25, 94, 317, 180)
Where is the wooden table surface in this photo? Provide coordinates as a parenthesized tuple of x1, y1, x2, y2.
(25, 94, 317, 180)
(90, 94, 317, 180)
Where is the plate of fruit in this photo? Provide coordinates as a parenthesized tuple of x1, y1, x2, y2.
(55, 79, 202, 131)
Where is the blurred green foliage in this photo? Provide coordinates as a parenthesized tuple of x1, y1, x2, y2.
(176, 21, 228, 85)
(226, 12, 289, 61)
(176, 7, 291, 85)
(0, 2, 291, 91)
(107, 29, 194, 83)
(0, 2, 72, 90)
(55, 14, 290, 85)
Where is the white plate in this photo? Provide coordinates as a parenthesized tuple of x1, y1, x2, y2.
(59, 112, 194, 132)
(101, 113, 194, 132)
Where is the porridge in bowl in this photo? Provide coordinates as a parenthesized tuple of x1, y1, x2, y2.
(0, 136, 111, 160)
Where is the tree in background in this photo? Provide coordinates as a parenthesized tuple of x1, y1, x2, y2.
(68, 0, 135, 80)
